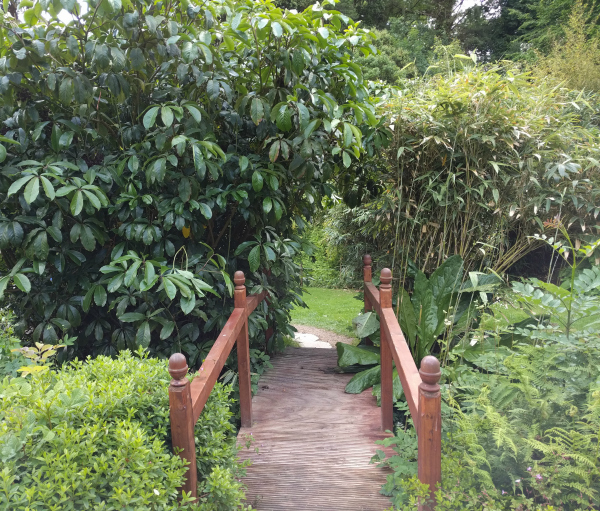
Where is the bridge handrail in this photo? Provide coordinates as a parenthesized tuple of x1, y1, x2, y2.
(167, 271, 266, 500)
(363, 255, 441, 510)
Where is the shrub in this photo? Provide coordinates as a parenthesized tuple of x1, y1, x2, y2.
(0, 350, 247, 510)
(318, 60, 600, 288)
(0, 0, 381, 365)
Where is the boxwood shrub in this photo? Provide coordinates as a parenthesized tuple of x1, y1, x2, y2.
(0, 350, 249, 510)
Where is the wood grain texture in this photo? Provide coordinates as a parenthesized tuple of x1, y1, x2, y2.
(168, 356, 197, 499)
(190, 307, 244, 422)
(237, 348, 394, 511)
(380, 309, 421, 426)
(417, 356, 442, 511)
(364, 283, 381, 315)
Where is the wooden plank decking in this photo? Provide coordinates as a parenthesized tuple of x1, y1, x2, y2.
(237, 348, 393, 511)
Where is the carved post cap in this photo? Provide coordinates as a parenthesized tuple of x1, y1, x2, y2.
(419, 355, 441, 385)
(234, 271, 245, 288)
(363, 254, 372, 266)
(168, 353, 189, 381)
(380, 268, 392, 286)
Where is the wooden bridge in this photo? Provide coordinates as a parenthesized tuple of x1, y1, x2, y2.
(167, 256, 442, 510)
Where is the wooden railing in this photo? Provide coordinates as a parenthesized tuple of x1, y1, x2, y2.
(167, 271, 266, 499)
(363, 255, 441, 510)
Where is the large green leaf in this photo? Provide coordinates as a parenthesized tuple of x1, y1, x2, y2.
(161, 107, 174, 128)
(252, 171, 264, 192)
(136, 321, 151, 348)
(276, 105, 292, 132)
(143, 107, 159, 129)
(7, 175, 34, 198)
(13, 273, 31, 293)
(263, 197, 273, 214)
(271, 22, 283, 37)
(180, 295, 196, 315)
(23, 177, 39, 204)
(345, 365, 380, 394)
(119, 312, 147, 322)
(336, 342, 380, 368)
(248, 245, 261, 273)
(352, 311, 380, 339)
(251, 98, 264, 125)
(70, 191, 84, 216)
(0, 276, 10, 299)
(412, 269, 437, 358)
(397, 287, 417, 349)
(129, 48, 145, 70)
(429, 255, 463, 326)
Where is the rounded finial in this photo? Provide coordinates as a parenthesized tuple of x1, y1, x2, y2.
(234, 271, 245, 288)
(363, 254, 372, 266)
(419, 355, 441, 385)
(168, 353, 188, 381)
(380, 268, 392, 286)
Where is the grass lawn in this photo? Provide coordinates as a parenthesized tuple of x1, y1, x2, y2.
(291, 287, 363, 337)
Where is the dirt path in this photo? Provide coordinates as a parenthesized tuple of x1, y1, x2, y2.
(291, 324, 356, 348)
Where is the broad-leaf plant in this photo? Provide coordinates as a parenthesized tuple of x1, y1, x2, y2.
(0, 0, 378, 362)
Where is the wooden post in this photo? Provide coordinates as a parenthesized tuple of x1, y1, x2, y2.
(235, 271, 252, 428)
(363, 254, 373, 312)
(379, 268, 394, 432)
(418, 355, 442, 511)
(168, 353, 197, 499)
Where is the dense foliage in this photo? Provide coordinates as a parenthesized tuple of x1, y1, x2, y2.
(0, 350, 247, 510)
(306, 60, 600, 289)
(0, 0, 383, 365)
(373, 236, 600, 510)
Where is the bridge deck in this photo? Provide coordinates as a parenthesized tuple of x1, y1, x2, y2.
(237, 348, 393, 511)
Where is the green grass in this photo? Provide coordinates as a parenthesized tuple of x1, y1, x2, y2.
(291, 287, 363, 337)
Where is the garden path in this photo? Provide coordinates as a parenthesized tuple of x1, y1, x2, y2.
(292, 324, 356, 348)
(237, 347, 393, 511)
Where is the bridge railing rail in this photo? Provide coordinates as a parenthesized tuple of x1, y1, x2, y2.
(362, 255, 441, 510)
(167, 271, 266, 499)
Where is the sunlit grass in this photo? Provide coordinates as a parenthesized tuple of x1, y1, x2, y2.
(291, 287, 363, 337)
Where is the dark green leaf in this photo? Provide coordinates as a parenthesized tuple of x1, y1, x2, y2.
(13, 273, 31, 293)
(161, 107, 174, 128)
(23, 177, 39, 204)
(143, 107, 159, 129)
(199, 203, 212, 219)
(136, 321, 151, 348)
(93, 285, 107, 306)
(40, 176, 55, 200)
(7, 175, 34, 198)
(71, 190, 84, 216)
(160, 321, 175, 340)
(180, 294, 196, 314)
(269, 141, 280, 162)
(336, 343, 380, 367)
(248, 245, 261, 272)
(345, 365, 380, 394)
(276, 105, 292, 132)
(163, 277, 177, 300)
(263, 197, 273, 214)
(252, 171, 264, 192)
(130, 48, 145, 70)
(352, 312, 380, 339)
(119, 312, 147, 322)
